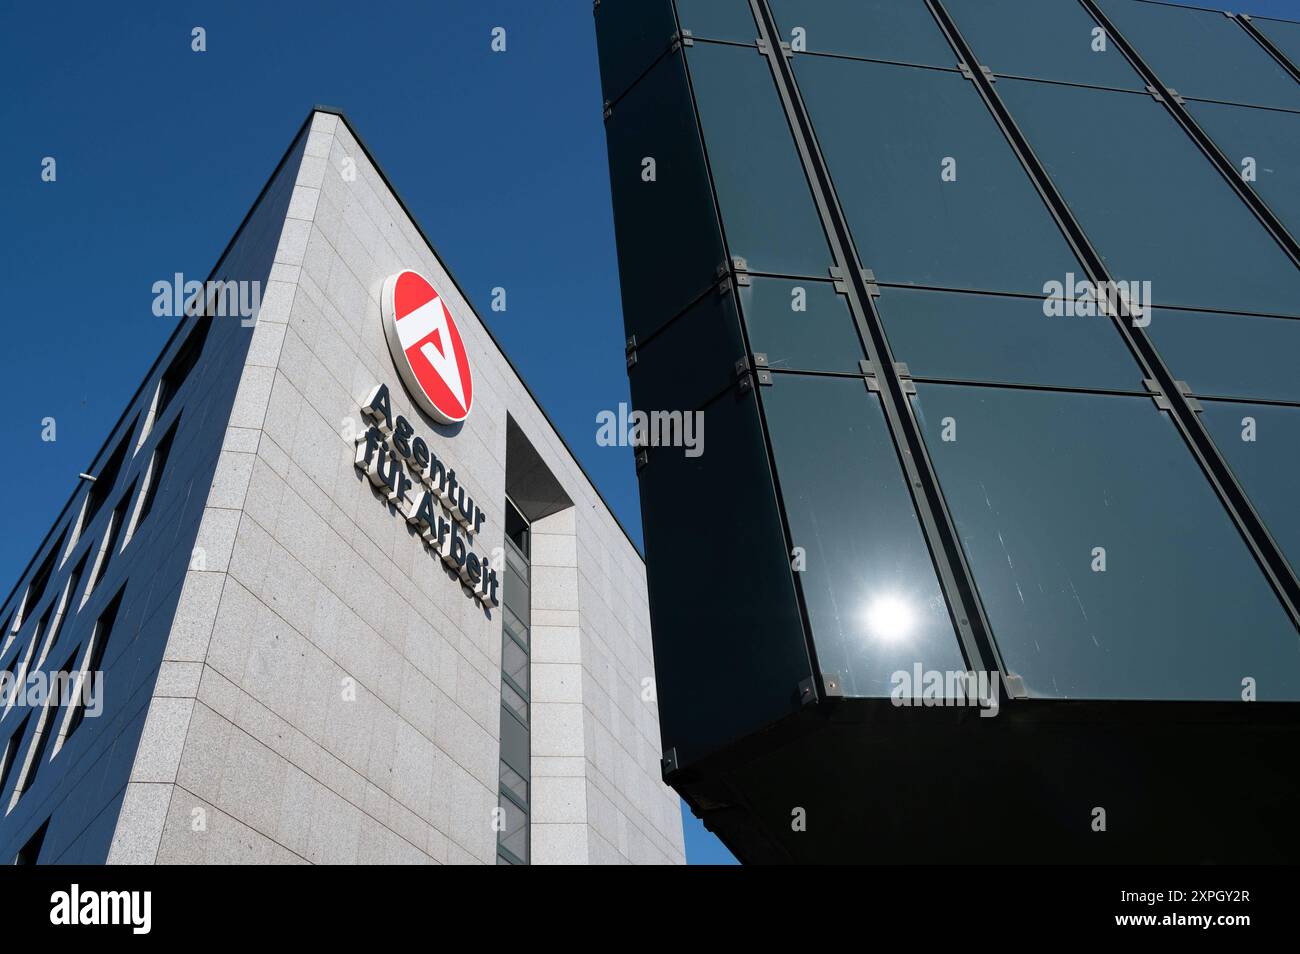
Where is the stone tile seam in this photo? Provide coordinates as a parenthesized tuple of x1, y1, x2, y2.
(231, 501, 499, 714)
(204, 565, 500, 790)
(169, 779, 314, 865)
(248, 421, 499, 678)
(583, 758, 681, 848)
(585, 808, 676, 865)
(249, 420, 495, 674)
(112, 780, 176, 866)
(181, 697, 453, 865)
(194, 662, 485, 860)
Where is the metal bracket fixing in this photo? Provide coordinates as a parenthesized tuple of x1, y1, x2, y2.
(895, 361, 916, 395)
(660, 747, 679, 779)
(1143, 378, 1173, 411)
(861, 359, 881, 392)
(717, 256, 751, 294)
(1176, 380, 1203, 412)
(862, 267, 881, 297)
(797, 676, 818, 707)
(829, 264, 847, 294)
(736, 353, 772, 392)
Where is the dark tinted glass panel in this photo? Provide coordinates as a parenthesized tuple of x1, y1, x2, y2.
(503, 604, 529, 650)
(639, 388, 810, 767)
(595, 0, 678, 104)
(999, 79, 1300, 316)
(738, 278, 864, 373)
(796, 56, 1081, 295)
(1202, 400, 1300, 575)
(90, 484, 135, 592)
(19, 667, 68, 797)
(0, 715, 31, 800)
(763, 375, 964, 696)
(1187, 100, 1300, 238)
(504, 500, 529, 557)
(62, 554, 87, 622)
(500, 760, 528, 804)
(769, 0, 955, 68)
(83, 427, 133, 527)
(15, 818, 49, 865)
(30, 607, 53, 671)
(1, 634, 29, 688)
(1256, 16, 1300, 72)
(503, 556, 528, 609)
(687, 42, 832, 277)
(945, 0, 1142, 88)
(498, 797, 528, 861)
(675, 0, 756, 44)
(504, 538, 529, 578)
(156, 320, 210, 417)
(67, 588, 124, 740)
(605, 52, 725, 342)
(1096, 0, 1300, 110)
(136, 420, 179, 526)
(18, 691, 56, 795)
(20, 531, 65, 624)
(502, 635, 528, 693)
(878, 287, 1144, 390)
(1146, 308, 1300, 403)
(501, 680, 528, 724)
(503, 537, 529, 611)
(914, 383, 1300, 700)
(499, 707, 529, 776)
(40, 557, 86, 659)
(629, 289, 745, 414)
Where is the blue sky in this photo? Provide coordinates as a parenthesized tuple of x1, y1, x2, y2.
(1, 0, 1296, 866)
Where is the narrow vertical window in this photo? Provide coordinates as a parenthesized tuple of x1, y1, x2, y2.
(34, 553, 87, 672)
(11, 529, 65, 635)
(133, 417, 179, 529)
(155, 319, 210, 419)
(15, 818, 50, 864)
(85, 482, 137, 599)
(496, 497, 531, 865)
(65, 586, 125, 743)
(81, 426, 134, 530)
(0, 714, 31, 805)
(13, 647, 79, 802)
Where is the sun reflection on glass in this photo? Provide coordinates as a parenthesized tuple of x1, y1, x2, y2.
(864, 594, 915, 643)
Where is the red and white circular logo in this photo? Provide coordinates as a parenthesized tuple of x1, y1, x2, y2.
(381, 270, 474, 424)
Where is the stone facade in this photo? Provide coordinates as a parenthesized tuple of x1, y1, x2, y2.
(0, 109, 683, 865)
